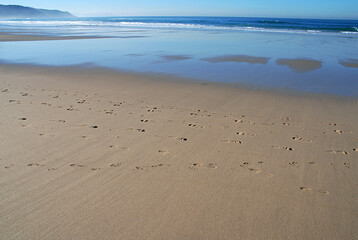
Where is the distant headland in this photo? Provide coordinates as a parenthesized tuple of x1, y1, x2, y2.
(0, 4, 75, 19)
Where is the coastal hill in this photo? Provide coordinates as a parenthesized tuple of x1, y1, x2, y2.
(0, 4, 75, 18)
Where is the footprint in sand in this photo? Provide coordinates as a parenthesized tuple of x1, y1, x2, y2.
(327, 150, 349, 155)
(353, 148, 358, 152)
(289, 161, 299, 167)
(82, 136, 93, 140)
(189, 162, 217, 170)
(141, 119, 149, 123)
(237, 132, 245, 136)
(234, 119, 243, 123)
(27, 163, 46, 167)
(240, 164, 273, 177)
(292, 136, 312, 143)
(285, 147, 294, 151)
(318, 190, 330, 195)
(344, 163, 350, 168)
(91, 168, 100, 171)
(109, 145, 128, 150)
(70, 163, 85, 168)
(90, 126, 98, 129)
(221, 140, 242, 144)
(135, 163, 170, 170)
(158, 150, 169, 154)
(147, 107, 158, 112)
(334, 130, 343, 134)
(39, 133, 56, 137)
(110, 163, 121, 167)
(4, 164, 15, 169)
(19, 117, 27, 121)
(300, 187, 312, 192)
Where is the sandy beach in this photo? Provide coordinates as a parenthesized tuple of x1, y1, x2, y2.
(0, 62, 357, 239)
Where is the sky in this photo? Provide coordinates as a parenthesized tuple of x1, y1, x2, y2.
(1, 0, 357, 19)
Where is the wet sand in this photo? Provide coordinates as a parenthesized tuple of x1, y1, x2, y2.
(202, 55, 270, 64)
(0, 33, 111, 42)
(339, 59, 358, 68)
(0, 63, 357, 239)
(276, 58, 323, 72)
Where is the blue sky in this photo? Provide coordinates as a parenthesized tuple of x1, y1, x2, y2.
(1, 0, 357, 19)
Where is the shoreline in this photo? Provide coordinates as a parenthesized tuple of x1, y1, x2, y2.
(1, 62, 357, 239)
(0, 32, 112, 42)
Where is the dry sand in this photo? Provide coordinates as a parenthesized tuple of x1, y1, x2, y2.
(0, 63, 357, 239)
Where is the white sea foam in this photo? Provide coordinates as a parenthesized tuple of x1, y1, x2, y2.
(0, 20, 356, 36)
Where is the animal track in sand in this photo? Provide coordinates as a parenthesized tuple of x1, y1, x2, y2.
(285, 147, 294, 151)
(234, 119, 243, 123)
(300, 187, 312, 192)
(327, 150, 349, 155)
(141, 119, 149, 123)
(334, 130, 343, 134)
(90, 126, 98, 129)
(48, 168, 57, 171)
(344, 163, 350, 168)
(354, 148, 358, 152)
(91, 168, 100, 171)
(19, 117, 27, 121)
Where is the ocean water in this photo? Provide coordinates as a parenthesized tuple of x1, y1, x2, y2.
(0, 17, 357, 96)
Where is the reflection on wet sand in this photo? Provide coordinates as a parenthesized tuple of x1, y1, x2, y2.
(276, 58, 322, 73)
(202, 55, 270, 64)
(158, 55, 193, 62)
